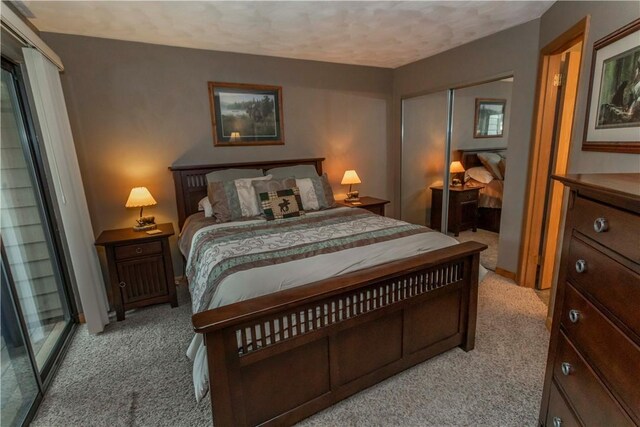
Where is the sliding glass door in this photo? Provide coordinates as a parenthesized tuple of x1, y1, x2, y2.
(1, 58, 75, 426)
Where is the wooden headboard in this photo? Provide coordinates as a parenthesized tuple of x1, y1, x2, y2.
(457, 148, 506, 170)
(169, 158, 324, 229)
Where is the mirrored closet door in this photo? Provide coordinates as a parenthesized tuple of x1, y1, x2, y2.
(400, 90, 450, 228)
(400, 77, 513, 275)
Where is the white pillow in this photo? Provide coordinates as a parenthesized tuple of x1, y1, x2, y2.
(234, 175, 272, 217)
(295, 178, 320, 211)
(465, 166, 494, 184)
(198, 197, 213, 217)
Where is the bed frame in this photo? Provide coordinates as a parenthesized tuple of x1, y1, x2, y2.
(458, 148, 505, 233)
(170, 158, 486, 426)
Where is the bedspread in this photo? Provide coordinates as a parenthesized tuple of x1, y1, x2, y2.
(179, 207, 481, 401)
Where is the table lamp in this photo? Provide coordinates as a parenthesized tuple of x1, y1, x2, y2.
(125, 187, 158, 231)
(341, 170, 362, 202)
(450, 161, 465, 187)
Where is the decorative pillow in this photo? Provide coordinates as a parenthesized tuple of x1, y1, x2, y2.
(477, 152, 504, 180)
(207, 175, 271, 222)
(266, 165, 319, 179)
(197, 196, 213, 217)
(295, 173, 336, 210)
(465, 166, 494, 184)
(259, 187, 305, 221)
(234, 175, 272, 217)
(205, 168, 263, 184)
(252, 177, 297, 213)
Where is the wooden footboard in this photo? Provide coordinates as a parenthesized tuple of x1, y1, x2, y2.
(192, 241, 486, 426)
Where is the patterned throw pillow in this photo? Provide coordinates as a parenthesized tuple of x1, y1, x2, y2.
(252, 177, 297, 213)
(260, 187, 305, 221)
(207, 175, 271, 222)
(296, 173, 336, 211)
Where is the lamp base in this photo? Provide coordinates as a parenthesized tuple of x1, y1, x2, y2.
(451, 178, 462, 187)
(133, 223, 157, 232)
(345, 190, 360, 202)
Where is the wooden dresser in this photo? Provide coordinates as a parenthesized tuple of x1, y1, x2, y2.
(539, 174, 640, 427)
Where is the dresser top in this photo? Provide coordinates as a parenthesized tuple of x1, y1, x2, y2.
(553, 173, 640, 212)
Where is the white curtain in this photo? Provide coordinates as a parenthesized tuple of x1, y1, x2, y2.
(23, 48, 109, 334)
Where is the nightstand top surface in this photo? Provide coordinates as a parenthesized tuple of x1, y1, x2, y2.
(95, 223, 174, 246)
(429, 184, 484, 192)
(339, 196, 390, 207)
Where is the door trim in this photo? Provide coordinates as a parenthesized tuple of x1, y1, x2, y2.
(517, 16, 589, 289)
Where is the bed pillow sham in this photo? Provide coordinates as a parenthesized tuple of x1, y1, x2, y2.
(205, 168, 264, 184)
(197, 196, 213, 217)
(207, 175, 271, 222)
(266, 165, 319, 179)
(295, 173, 336, 210)
(259, 187, 305, 220)
(477, 152, 504, 180)
(252, 177, 297, 213)
(465, 166, 494, 184)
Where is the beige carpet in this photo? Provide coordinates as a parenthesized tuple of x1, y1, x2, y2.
(32, 272, 549, 426)
(457, 229, 499, 271)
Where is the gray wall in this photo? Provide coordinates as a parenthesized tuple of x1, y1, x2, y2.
(42, 33, 393, 273)
(452, 80, 513, 151)
(393, 19, 540, 274)
(539, 1, 640, 174)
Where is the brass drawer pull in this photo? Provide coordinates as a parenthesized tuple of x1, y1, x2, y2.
(575, 259, 587, 273)
(593, 217, 608, 233)
(569, 309, 580, 323)
(553, 416, 562, 427)
(561, 362, 572, 376)
(136, 247, 143, 254)
(119, 281, 127, 288)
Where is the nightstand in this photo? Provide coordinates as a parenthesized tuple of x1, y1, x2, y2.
(429, 185, 482, 236)
(95, 223, 177, 321)
(338, 196, 390, 216)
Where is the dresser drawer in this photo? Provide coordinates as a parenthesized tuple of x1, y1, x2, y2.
(562, 284, 640, 422)
(553, 332, 633, 426)
(572, 196, 640, 263)
(115, 241, 162, 260)
(567, 237, 640, 340)
(546, 381, 580, 427)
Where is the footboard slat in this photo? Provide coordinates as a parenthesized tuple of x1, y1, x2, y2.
(194, 241, 485, 427)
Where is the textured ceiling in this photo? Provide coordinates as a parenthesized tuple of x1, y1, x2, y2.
(17, 1, 554, 68)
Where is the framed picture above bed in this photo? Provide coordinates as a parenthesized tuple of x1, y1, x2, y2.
(208, 82, 285, 146)
(583, 18, 640, 153)
(474, 98, 506, 138)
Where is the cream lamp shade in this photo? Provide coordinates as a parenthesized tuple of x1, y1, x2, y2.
(125, 187, 157, 208)
(450, 161, 465, 173)
(341, 170, 362, 185)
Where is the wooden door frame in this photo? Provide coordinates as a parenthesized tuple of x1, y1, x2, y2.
(517, 16, 589, 288)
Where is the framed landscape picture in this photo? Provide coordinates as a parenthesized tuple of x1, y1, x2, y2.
(474, 98, 506, 138)
(208, 82, 284, 146)
(583, 18, 640, 153)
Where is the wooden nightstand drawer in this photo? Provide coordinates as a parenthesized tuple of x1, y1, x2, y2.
(115, 241, 162, 260)
(453, 189, 478, 202)
(117, 256, 169, 303)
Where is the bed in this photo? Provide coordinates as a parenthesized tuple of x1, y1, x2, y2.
(170, 158, 486, 426)
(458, 149, 506, 233)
